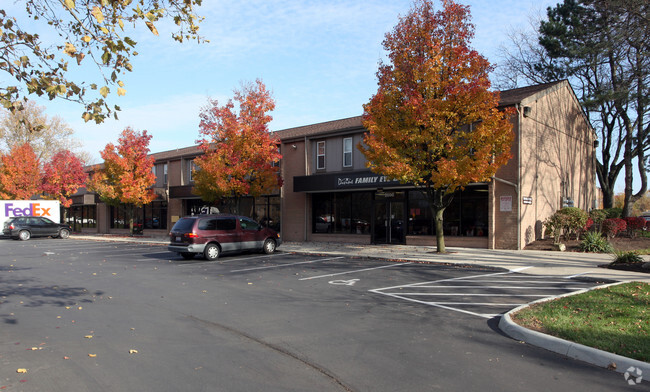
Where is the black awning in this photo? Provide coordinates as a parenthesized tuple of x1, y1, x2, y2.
(294, 170, 403, 192)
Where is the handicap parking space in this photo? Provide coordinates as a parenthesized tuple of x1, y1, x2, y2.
(369, 270, 600, 318)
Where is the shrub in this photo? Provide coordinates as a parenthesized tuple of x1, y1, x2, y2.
(602, 218, 627, 238)
(543, 207, 589, 242)
(578, 231, 613, 253)
(611, 250, 644, 264)
(588, 209, 608, 224)
(623, 217, 646, 237)
(603, 208, 623, 219)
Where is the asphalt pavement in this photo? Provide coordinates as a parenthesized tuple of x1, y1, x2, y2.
(70, 233, 650, 378)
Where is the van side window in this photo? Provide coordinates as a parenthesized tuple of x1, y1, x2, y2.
(198, 218, 217, 230)
(239, 218, 260, 231)
(217, 218, 236, 231)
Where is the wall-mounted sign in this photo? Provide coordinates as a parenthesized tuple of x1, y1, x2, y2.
(522, 196, 533, 205)
(500, 196, 513, 212)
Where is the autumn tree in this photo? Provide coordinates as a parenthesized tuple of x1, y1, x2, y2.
(193, 79, 282, 213)
(42, 150, 87, 208)
(0, 142, 42, 199)
(1, 1, 204, 124)
(0, 101, 91, 163)
(87, 127, 156, 234)
(361, 0, 514, 252)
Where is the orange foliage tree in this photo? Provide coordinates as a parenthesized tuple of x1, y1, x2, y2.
(361, 0, 514, 252)
(87, 128, 156, 234)
(193, 79, 282, 213)
(0, 143, 42, 199)
(42, 150, 87, 208)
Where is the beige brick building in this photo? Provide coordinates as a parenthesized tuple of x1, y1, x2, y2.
(69, 80, 596, 249)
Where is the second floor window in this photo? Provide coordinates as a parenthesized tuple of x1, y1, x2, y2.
(189, 160, 197, 182)
(317, 141, 325, 170)
(163, 163, 168, 184)
(343, 137, 352, 167)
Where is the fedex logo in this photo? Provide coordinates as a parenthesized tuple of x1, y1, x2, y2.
(4, 203, 52, 217)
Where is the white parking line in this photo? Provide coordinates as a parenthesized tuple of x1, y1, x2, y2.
(369, 269, 594, 319)
(230, 256, 345, 273)
(299, 262, 412, 281)
(217, 253, 284, 263)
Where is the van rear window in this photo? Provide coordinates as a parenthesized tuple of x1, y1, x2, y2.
(171, 218, 196, 231)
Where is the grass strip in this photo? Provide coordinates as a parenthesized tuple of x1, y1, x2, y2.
(511, 281, 650, 362)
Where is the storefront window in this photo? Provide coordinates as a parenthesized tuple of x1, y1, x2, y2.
(408, 191, 432, 235)
(313, 192, 372, 234)
(64, 205, 97, 230)
(406, 186, 488, 237)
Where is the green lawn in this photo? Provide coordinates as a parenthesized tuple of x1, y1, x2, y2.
(511, 282, 650, 362)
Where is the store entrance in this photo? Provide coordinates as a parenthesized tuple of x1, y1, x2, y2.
(372, 192, 405, 244)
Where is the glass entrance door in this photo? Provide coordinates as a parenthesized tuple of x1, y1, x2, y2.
(373, 199, 405, 244)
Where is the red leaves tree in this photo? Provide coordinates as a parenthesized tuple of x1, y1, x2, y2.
(361, 0, 514, 252)
(0, 143, 41, 199)
(42, 150, 87, 208)
(87, 128, 156, 234)
(193, 79, 282, 211)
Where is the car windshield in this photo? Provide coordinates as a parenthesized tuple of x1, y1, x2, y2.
(171, 218, 196, 232)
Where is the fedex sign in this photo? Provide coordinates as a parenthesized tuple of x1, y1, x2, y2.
(1, 200, 60, 224)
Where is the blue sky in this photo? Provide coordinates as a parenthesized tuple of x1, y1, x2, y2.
(11, 0, 558, 163)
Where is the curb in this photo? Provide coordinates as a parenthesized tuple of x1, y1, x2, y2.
(498, 282, 650, 376)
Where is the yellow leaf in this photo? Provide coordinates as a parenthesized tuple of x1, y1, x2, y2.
(129, 349, 138, 354)
(17, 369, 27, 373)
(64, 0, 75, 9)
(64, 42, 77, 56)
(100, 86, 109, 98)
(88, 354, 97, 358)
(85, 335, 93, 339)
(145, 21, 159, 36)
(91, 6, 104, 23)
(117, 87, 126, 96)
(82, 35, 92, 43)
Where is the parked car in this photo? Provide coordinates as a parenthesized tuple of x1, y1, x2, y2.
(167, 214, 282, 260)
(3, 216, 72, 240)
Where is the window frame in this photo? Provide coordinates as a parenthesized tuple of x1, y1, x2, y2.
(316, 141, 326, 170)
(343, 137, 353, 168)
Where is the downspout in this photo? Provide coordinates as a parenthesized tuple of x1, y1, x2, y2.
(304, 136, 309, 242)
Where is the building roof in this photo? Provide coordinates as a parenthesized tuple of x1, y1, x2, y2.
(273, 80, 568, 142)
(497, 80, 565, 106)
(274, 116, 363, 141)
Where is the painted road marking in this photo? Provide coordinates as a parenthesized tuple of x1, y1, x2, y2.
(230, 256, 345, 273)
(370, 271, 596, 319)
(299, 262, 412, 281)
(329, 279, 360, 286)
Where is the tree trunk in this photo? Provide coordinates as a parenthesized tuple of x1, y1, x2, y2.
(425, 187, 454, 253)
(128, 204, 134, 236)
(434, 206, 446, 253)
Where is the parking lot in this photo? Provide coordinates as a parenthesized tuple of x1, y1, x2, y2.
(0, 238, 635, 391)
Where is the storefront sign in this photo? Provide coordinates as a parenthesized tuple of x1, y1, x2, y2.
(336, 174, 399, 188)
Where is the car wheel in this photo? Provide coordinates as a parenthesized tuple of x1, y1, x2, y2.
(180, 252, 195, 260)
(262, 238, 276, 254)
(18, 230, 31, 241)
(58, 229, 70, 239)
(204, 243, 220, 261)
